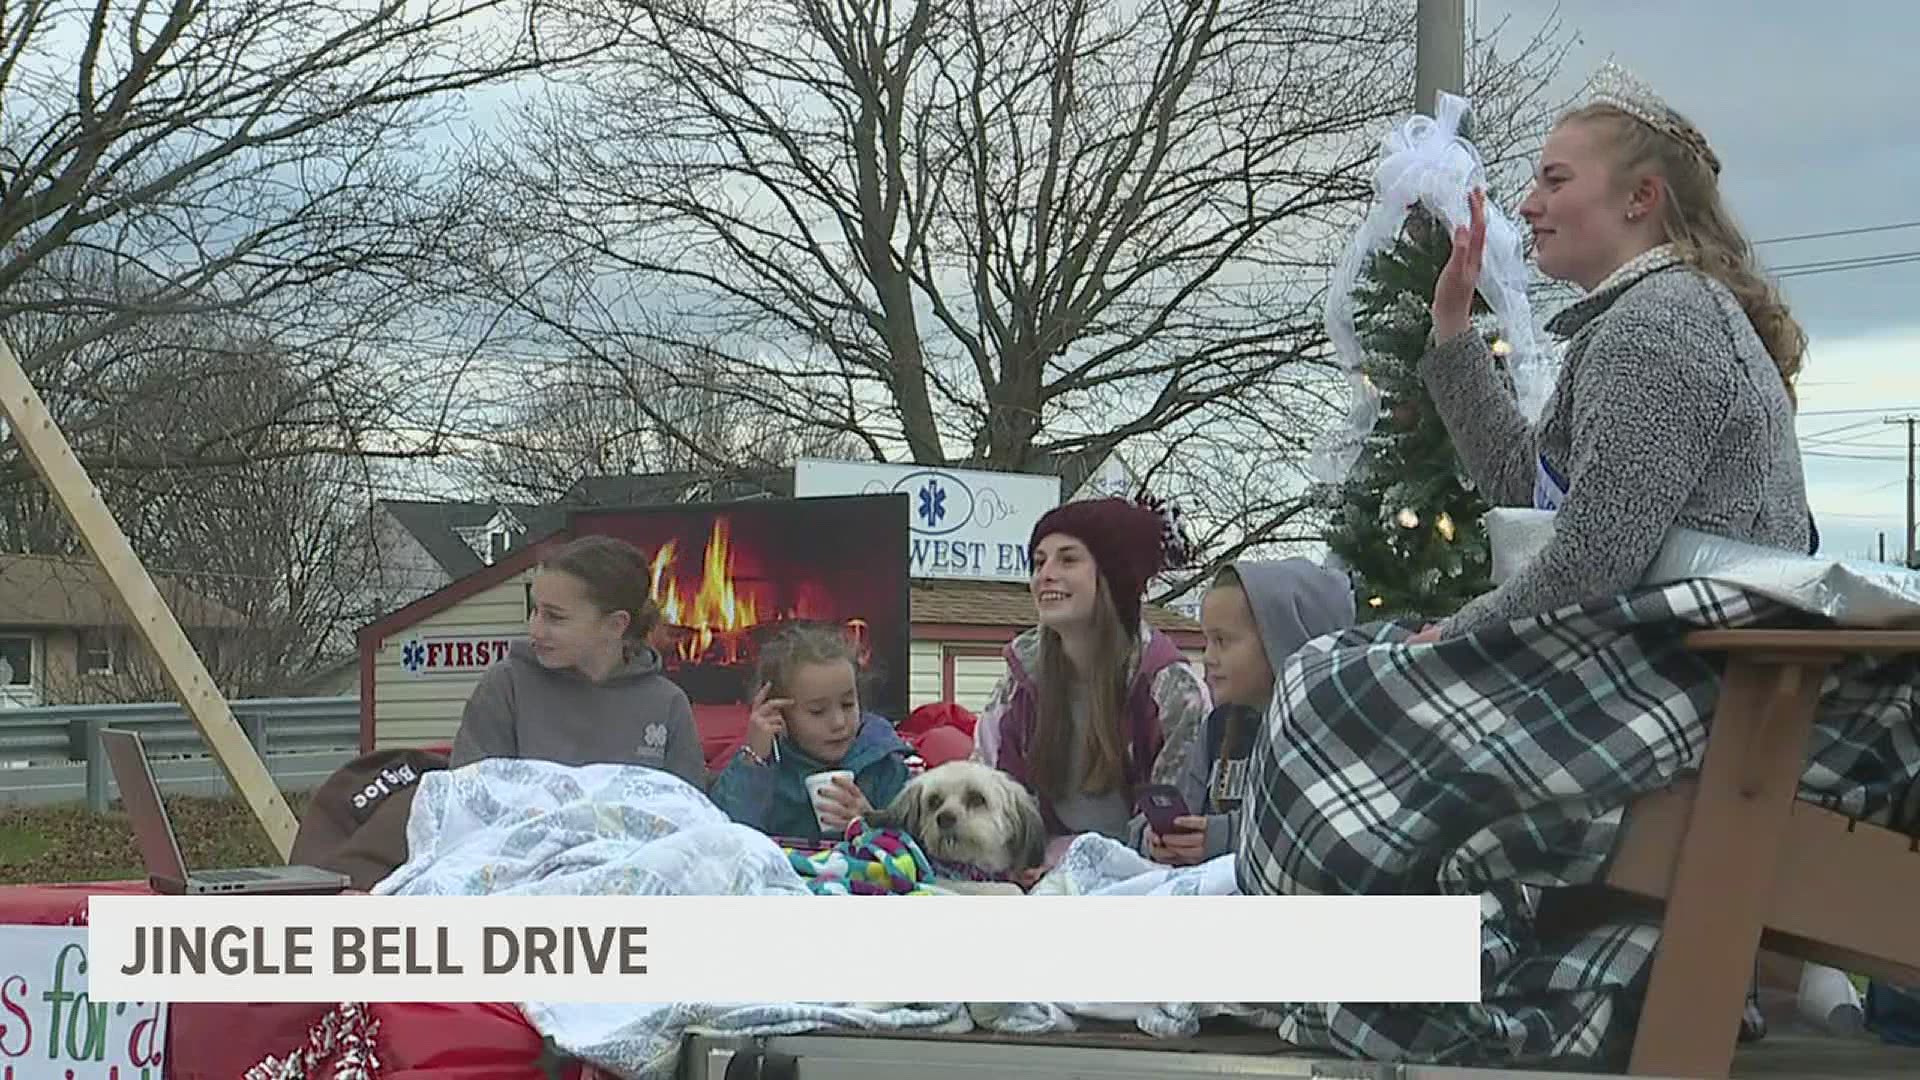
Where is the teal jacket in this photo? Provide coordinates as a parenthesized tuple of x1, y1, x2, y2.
(708, 713, 913, 841)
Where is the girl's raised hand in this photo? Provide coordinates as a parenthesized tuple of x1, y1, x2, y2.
(746, 683, 791, 760)
(1431, 187, 1487, 343)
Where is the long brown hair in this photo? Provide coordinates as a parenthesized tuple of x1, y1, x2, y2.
(1029, 576, 1137, 801)
(540, 535, 662, 648)
(1565, 103, 1807, 403)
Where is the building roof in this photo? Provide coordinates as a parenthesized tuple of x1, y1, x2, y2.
(0, 553, 248, 629)
(910, 578, 1200, 633)
(380, 470, 791, 579)
(378, 499, 567, 579)
(562, 469, 790, 507)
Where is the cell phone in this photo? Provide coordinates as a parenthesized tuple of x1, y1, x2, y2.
(1135, 784, 1194, 836)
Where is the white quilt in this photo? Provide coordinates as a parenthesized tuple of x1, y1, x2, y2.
(372, 759, 1284, 1079)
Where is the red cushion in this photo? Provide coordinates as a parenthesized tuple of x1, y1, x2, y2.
(901, 702, 979, 739)
(693, 703, 751, 772)
(169, 1002, 578, 1080)
(911, 725, 975, 768)
(374, 1002, 580, 1079)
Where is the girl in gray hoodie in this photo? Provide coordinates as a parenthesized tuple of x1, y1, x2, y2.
(449, 535, 707, 789)
(1135, 557, 1355, 864)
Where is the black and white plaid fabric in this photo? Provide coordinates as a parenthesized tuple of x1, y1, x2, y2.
(1235, 579, 1920, 1070)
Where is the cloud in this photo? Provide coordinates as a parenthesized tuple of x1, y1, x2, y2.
(1794, 327, 1920, 559)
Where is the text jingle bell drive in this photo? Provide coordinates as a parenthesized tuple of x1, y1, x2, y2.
(118, 923, 650, 977)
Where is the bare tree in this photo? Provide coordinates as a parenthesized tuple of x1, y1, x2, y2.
(446, 348, 867, 503)
(0, 0, 620, 489)
(449, 0, 1569, 570)
(12, 307, 411, 701)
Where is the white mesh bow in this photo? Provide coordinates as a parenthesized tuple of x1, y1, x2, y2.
(1310, 91, 1553, 486)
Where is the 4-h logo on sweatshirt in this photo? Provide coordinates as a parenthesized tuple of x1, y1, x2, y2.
(638, 722, 668, 763)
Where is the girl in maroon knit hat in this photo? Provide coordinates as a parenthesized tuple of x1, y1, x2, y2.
(971, 496, 1211, 858)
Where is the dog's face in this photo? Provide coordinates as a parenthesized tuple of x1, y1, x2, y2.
(869, 761, 1046, 874)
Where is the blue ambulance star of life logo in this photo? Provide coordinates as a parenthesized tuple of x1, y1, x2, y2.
(401, 639, 426, 673)
(917, 478, 947, 527)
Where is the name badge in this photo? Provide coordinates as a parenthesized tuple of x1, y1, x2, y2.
(1210, 757, 1248, 810)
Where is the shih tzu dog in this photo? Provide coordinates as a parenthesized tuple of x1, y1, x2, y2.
(867, 760, 1047, 879)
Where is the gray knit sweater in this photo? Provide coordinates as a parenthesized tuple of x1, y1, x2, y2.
(1419, 245, 1809, 638)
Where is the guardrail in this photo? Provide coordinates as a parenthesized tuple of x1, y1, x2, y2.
(0, 697, 359, 811)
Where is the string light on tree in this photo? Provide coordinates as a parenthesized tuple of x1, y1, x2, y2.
(1318, 196, 1497, 620)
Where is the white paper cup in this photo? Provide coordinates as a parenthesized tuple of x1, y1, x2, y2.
(805, 769, 856, 832)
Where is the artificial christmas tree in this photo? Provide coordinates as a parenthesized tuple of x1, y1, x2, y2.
(1311, 90, 1549, 624)
(1320, 211, 1503, 621)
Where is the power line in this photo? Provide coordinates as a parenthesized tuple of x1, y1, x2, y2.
(1770, 250, 1920, 281)
(1755, 219, 1920, 247)
(1799, 406, 1920, 418)
(1802, 449, 1905, 461)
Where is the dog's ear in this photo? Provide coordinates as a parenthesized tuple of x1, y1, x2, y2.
(866, 780, 922, 835)
(1006, 785, 1048, 872)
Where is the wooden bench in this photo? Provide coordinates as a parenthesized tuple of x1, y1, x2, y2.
(1599, 630, 1920, 1077)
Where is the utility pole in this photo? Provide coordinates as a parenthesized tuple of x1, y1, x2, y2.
(1880, 531, 1888, 563)
(1414, 0, 1467, 116)
(1886, 415, 1919, 566)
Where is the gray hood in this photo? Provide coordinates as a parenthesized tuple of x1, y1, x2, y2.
(1231, 557, 1355, 674)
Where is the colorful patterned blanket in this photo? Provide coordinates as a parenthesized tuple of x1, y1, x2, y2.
(782, 825, 939, 895)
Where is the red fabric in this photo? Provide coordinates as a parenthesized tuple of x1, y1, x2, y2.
(0, 878, 151, 924)
(372, 1002, 580, 1079)
(0, 883, 573, 1080)
(171, 1001, 576, 1080)
(167, 1003, 341, 1080)
(899, 702, 978, 740)
(911, 726, 975, 768)
(695, 702, 751, 771)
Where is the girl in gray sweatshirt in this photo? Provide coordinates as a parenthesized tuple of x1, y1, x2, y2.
(449, 535, 707, 789)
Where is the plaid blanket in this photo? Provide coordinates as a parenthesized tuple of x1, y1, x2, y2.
(1236, 580, 1920, 1070)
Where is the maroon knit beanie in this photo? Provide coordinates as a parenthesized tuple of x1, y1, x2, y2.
(1028, 496, 1188, 632)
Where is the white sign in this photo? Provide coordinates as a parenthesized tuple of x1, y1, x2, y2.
(794, 460, 1061, 582)
(88, 894, 1480, 1004)
(0, 925, 169, 1078)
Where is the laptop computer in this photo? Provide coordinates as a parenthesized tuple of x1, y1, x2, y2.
(99, 727, 351, 895)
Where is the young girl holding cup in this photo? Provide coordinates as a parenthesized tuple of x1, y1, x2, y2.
(708, 623, 914, 841)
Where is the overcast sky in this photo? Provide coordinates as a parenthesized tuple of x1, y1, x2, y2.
(1480, 0, 1920, 560)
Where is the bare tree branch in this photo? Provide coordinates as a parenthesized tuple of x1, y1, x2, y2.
(442, 0, 1571, 569)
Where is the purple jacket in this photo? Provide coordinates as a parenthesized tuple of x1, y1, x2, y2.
(992, 627, 1187, 834)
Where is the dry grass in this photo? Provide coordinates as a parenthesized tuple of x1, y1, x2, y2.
(0, 792, 308, 885)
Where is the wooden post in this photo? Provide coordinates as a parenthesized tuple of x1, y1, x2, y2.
(0, 337, 299, 858)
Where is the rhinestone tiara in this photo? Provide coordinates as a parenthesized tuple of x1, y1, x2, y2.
(1586, 60, 1720, 175)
